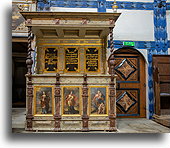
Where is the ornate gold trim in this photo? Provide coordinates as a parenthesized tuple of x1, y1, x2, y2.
(37, 39, 103, 46)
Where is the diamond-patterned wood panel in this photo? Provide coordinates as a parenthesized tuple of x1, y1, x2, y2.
(114, 56, 139, 82)
(116, 90, 139, 115)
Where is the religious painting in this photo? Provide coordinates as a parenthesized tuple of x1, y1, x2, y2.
(89, 86, 108, 116)
(85, 48, 99, 72)
(62, 86, 80, 115)
(44, 47, 58, 72)
(65, 48, 79, 72)
(34, 86, 54, 116)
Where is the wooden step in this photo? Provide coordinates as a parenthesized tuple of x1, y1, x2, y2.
(153, 114, 170, 128)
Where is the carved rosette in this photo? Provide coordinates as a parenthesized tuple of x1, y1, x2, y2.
(54, 73, 61, 132)
(25, 26, 34, 131)
(82, 74, 89, 132)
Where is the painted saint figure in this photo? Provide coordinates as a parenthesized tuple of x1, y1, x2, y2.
(40, 91, 50, 114)
(65, 91, 79, 114)
(91, 90, 106, 114)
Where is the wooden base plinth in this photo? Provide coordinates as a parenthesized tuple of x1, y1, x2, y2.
(82, 116, 89, 132)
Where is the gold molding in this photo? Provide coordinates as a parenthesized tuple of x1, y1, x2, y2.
(37, 39, 103, 46)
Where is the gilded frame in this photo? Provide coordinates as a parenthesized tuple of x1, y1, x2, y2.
(33, 85, 54, 116)
(88, 86, 108, 116)
(64, 46, 80, 73)
(84, 47, 101, 73)
(43, 46, 58, 73)
(62, 86, 82, 116)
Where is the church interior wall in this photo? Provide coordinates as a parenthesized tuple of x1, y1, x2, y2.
(12, 0, 170, 120)
(166, 10, 170, 40)
(106, 0, 154, 2)
(50, 7, 98, 12)
(109, 10, 154, 41)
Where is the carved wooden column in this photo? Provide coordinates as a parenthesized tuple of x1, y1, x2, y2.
(54, 73, 61, 132)
(82, 74, 89, 132)
(108, 74, 116, 131)
(108, 27, 117, 131)
(108, 27, 115, 74)
(26, 26, 34, 131)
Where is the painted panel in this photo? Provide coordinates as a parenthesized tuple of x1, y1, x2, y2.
(62, 86, 81, 116)
(34, 86, 54, 116)
(12, 3, 27, 32)
(89, 86, 108, 116)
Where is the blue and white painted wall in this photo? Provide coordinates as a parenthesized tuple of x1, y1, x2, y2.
(36, 0, 170, 119)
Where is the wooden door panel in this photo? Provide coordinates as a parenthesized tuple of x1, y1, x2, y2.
(115, 56, 139, 82)
(114, 50, 146, 118)
(116, 89, 140, 116)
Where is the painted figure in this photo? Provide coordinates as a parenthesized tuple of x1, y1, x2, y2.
(40, 91, 50, 114)
(65, 91, 79, 114)
(92, 90, 106, 114)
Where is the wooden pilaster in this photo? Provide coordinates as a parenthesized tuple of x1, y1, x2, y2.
(109, 74, 117, 131)
(26, 26, 34, 131)
(108, 27, 117, 131)
(82, 74, 89, 132)
(54, 73, 61, 132)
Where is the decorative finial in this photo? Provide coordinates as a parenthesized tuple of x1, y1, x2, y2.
(112, 0, 118, 13)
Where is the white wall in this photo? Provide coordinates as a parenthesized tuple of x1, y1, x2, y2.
(50, 7, 98, 12)
(107, 9, 154, 41)
(106, 0, 154, 2)
(166, 11, 170, 40)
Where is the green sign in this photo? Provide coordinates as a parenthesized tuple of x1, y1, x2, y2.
(123, 41, 135, 46)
